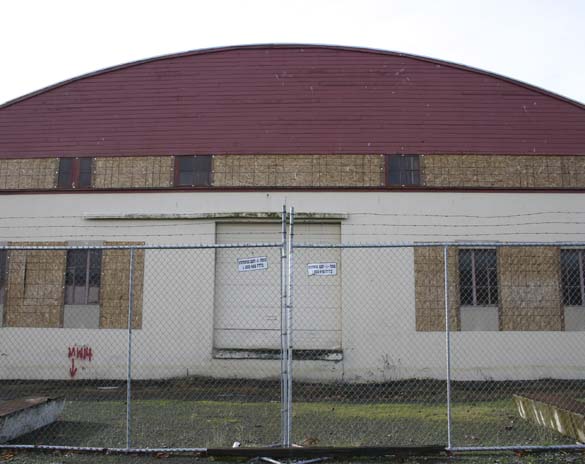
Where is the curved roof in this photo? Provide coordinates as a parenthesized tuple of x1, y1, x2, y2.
(1, 44, 584, 157)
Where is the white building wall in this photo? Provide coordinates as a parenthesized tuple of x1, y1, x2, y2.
(0, 191, 584, 381)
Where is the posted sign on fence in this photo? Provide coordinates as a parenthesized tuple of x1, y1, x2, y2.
(308, 262, 337, 276)
(238, 256, 268, 272)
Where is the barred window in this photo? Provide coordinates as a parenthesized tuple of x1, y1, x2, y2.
(58, 158, 93, 189)
(174, 155, 212, 187)
(0, 250, 6, 305)
(65, 250, 102, 305)
(561, 249, 585, 306)
(459, 249, 498, 306)
(387, 154, 420, 186)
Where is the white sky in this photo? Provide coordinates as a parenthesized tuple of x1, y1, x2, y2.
(1, 0, 584, 106)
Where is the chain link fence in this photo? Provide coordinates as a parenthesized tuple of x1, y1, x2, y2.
(290, 246, 447, 448)
(1, 216, 585, 455)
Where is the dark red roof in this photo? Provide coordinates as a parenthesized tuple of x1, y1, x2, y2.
(1, 44, 584, 158)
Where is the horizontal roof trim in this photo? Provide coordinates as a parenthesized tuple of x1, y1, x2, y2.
(83, 212, 349, 221)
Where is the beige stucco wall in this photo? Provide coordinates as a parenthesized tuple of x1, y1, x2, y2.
(0, 190, 584, 382)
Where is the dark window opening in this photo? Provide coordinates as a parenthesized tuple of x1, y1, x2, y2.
(174, 155, 212, 187)
(0, 250, 6, 306)
(65, 250, 102, 305)
(459, 249, 498, 306)
(387, 154, 420, 186)
(58, 158, 93, 189)
(561, 249, 585, 306)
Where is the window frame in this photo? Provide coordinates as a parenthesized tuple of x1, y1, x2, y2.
(458, 248, 499, 307)
(561, 248, 585, 307)
(58, 157, 93, 189)
(64, 249, 102, 306)
(385, 154, 421, 187)
(173, 155, 212, 188)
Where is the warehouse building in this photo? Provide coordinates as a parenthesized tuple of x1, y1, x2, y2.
(0, 44, 584, 381)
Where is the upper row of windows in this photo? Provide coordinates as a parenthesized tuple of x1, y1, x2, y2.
(58, 155, 213, 189)
(56, 154, 420, 189)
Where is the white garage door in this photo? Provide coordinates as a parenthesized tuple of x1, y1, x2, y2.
(214, 222, 341, 351)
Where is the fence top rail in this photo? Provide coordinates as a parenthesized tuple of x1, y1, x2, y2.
(294, 241, 585, 249)
(0, 242, 284, 251)
(2, 241, 585, 251)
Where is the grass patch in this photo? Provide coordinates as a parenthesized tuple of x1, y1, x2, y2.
(10, 398, 574, 449)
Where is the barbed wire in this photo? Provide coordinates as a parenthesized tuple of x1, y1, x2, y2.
(0, 231, 584, 240)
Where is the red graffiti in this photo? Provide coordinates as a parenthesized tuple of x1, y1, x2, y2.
(67, 345, 93, 378)
(69, 358, 78, 378)
(68, 345, 93, 362)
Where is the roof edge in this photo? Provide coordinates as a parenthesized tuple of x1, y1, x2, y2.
(1, 43, 584, 111)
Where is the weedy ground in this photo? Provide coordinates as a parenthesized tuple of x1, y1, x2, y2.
(2, 379, 583, 463)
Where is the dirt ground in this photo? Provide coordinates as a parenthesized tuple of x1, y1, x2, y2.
(2, 450, 585, 464)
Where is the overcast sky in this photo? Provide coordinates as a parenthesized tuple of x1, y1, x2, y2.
(1, 0, 584, 106)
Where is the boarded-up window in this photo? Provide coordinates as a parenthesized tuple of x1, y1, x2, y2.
(2, 242, 143, 329)
(416, 246, 564, 332)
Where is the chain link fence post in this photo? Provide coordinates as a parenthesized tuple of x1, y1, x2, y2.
(284, 206, 295, 447)
(444, 245, 453, 451)
(280, 205, 288, 446)
(126, 247, 135, 449)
